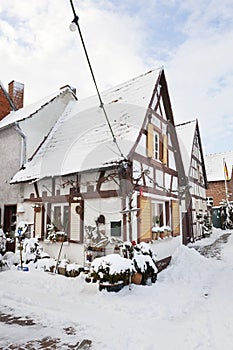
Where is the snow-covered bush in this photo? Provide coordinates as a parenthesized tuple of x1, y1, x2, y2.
(89, 254, 135, 285)
(0, 228, 6, 254)
(2, 251, 15, 268)
(22, 238, 43, 263)
(0, 254, 7, 269)
(222, 202, 233, 229)
(35, 257, 56, 272)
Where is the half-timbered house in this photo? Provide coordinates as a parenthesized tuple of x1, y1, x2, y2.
(176, 120, 210, 243)
(11, 69, 185, 264)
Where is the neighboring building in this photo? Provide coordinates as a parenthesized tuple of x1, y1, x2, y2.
(205, 151, 233, 206)
(0, 80, 24, 121)
(0, 86, 77, 242)
(11, 68, 185, 265)
(176, 120, 209, 243)
(0, 80, 24, 245)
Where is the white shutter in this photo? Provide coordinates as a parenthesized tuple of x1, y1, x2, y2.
(70, 203, 81, 241)
(34, 211, 42, 238)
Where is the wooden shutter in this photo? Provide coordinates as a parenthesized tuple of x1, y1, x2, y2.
(139, 197, 152, 242)
(163, 134, 168, 165)
(172, 200, 180, 236)
(147, 123, 154, 158)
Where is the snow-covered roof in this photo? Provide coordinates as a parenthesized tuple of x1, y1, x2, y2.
(176, 120, 196, 176)
(205, 151, 233, 182)
(0, 86, 74, 130)
(11, 69, 160, 183)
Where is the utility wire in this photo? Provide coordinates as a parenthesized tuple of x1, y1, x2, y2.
(69, 0, 124, 158)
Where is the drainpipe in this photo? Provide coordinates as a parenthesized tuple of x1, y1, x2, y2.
(14, 122, 26, 167)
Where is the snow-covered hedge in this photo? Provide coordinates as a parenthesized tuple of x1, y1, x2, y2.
(90, 254, 135, 285)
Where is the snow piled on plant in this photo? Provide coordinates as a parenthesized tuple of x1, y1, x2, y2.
(0, 229, 233, 349)
(91, 254, 134, 275)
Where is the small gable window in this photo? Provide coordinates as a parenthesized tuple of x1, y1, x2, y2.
(147, 123, 162, 161)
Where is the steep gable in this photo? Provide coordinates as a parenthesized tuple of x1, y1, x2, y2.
(176, 120, 207, 188)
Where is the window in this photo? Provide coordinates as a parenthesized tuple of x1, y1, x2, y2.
(111, 221, 121, 236)
(147, 123, 161, 161)
(52, 205, 69, 234)
(197, 164, 203, 183)
(63, 206, 69, 234)
(207, 197, 213, 206)
(152, 202, 164, 227)
(154, 132, 159, 160)
(53, 206, 62, 231)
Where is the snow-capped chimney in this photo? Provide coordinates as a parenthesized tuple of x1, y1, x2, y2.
(60, 84, 76, 96)
(8, 80, 24, 110)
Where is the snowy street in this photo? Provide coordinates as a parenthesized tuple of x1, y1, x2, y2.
(0, 229, 233, 350)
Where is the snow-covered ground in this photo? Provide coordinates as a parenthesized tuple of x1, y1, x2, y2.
(0, 228, 233, 349)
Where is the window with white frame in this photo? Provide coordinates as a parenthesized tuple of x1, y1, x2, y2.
(152, 202, 165, 227)
(51, 204, 69, 233)
(154, 131, 159, 160)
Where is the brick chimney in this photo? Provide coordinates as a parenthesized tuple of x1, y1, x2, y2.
(8, 80, 24, 110)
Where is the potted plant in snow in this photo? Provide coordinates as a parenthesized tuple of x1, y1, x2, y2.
(131, 242, 158, 285)
(66, 263, 82, 277)
(159, 226, 167, 239)
(152, 216, 160, 240)
(164, 225, 172, 238)
(57, 259, 69, 276)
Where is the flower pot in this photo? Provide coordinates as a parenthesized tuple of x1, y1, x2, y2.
(153, 232, 160, 240)
(131, 272, 142, 285)
(58, 267, 66, 276)
(67, 270, 79, 278)
(85, 276, 92, 283)
(160, 231, 167, 239)
(49, 266, 55, 273)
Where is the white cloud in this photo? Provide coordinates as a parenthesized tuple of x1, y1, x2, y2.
(166, 1, 233, 154)
(0, 0, 233, 154)
(0, 0, 150, 103)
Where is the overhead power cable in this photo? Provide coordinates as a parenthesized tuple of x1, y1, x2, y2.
(69, 0, 124, 158)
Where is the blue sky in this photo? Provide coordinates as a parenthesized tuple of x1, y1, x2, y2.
(0, 0, 233, 155)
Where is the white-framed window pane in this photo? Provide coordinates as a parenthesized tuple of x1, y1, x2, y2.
(154, 132, 159, 160)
